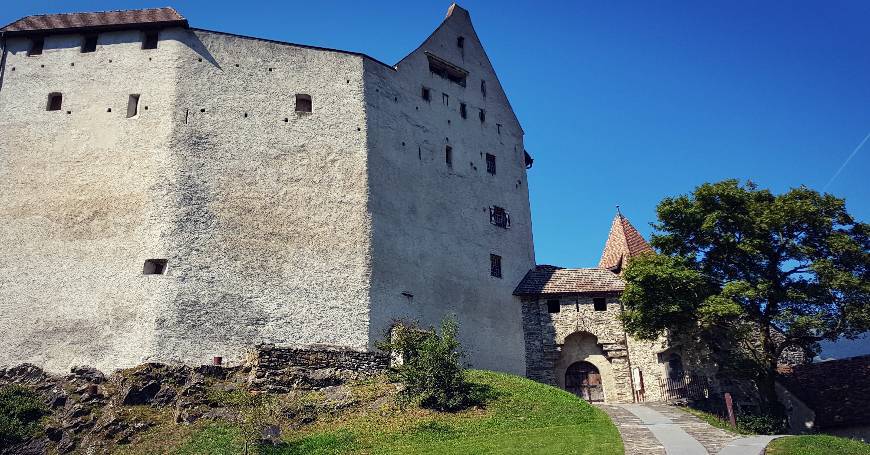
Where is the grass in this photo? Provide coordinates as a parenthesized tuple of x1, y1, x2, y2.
(124, 370, 623, 455)
(766, 435, 870, 455)
(678, 406, 753, 435)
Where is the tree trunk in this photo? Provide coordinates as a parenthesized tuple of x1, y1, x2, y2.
(757, 323, 783, 416)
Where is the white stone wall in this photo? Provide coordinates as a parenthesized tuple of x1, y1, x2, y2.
(0, 28, 374, 373)
(0, 29, 182, 373)
(363, 7, 534, 374)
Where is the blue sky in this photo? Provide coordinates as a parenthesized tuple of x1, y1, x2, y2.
(5, 2, 869, 356)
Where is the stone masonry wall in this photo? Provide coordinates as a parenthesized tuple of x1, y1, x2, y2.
(248, 344, 389, 393)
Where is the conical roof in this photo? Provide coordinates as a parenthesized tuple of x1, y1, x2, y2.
(598, 209, 653, 273)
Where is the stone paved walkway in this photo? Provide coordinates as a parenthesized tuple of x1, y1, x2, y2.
(597, 403, 782, 455)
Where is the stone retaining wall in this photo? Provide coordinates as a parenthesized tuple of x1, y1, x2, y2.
(248, 344, 389, 392)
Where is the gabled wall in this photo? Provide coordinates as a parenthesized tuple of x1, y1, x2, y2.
(364, 6, 534, 374)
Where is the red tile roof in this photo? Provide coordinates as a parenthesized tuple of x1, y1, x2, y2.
(598, 212, 653, 272)
(1, 7, 187, 35)
(514, 265, 625, 296)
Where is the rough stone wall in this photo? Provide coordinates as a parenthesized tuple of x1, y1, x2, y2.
(521, 294, 675, 403)
(0, 29, 183, 373)
(363, 6, 534, 375)
(0, 28, 375, 373)
(155, 29, 373, 367)
(249, 344, 388, 392)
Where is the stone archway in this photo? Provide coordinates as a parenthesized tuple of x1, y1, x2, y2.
(555, 331, 618, 403)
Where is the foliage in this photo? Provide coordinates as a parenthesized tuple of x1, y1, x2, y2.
(0, 384, 48, 446)
(621, 180, 870, 410)
(736, 413, 786, 435)
(209, 389, 279, 454)
(379, 316, 483, 412)
(766, 435, 870, 455)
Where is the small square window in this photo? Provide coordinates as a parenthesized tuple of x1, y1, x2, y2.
(142, 31, 158, 50)
(593, 298, 607, 311)
(143, 259, 168, 275)
(28, 37, 44, 56)
(421, 87, 431, 102)
(81, 34, 98, 53)
(295, 94, 312, 113)
(486, 153, 496, 175)
(489, 206, 510, 229)
(547, 300, 560, 313)
(46, 93, 62, 111)
(490, 254, 502, 278)
(459, 103, 467, 119)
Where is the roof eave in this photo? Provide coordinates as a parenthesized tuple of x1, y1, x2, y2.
(1, 19, 189, 36)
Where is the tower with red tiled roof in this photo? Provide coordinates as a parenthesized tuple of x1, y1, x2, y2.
(598, 208, 653, 274)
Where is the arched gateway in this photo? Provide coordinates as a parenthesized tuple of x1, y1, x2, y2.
(565, 361, 604, 402)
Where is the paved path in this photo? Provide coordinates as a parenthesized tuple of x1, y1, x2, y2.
(597, 403, 782, 455)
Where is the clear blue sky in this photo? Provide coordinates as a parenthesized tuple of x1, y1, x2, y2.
(5, 2, 869, 359)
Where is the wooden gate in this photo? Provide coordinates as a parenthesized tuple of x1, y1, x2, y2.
(566, 361, 604, 402)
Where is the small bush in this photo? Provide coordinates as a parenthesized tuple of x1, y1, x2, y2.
(380, 316, 479, 412)
(737, 413, 786, 435)
(0, 385, 48, 446)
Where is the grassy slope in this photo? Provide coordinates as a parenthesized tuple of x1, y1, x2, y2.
(677, 406, 753, 435)
(766, 435, 870, 455)
(126, 370, 623, 455)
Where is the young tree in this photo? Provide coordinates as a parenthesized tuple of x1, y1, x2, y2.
(621, 180, 869, 412)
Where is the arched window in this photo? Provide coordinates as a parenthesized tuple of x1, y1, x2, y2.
(295, 94, 312, 113)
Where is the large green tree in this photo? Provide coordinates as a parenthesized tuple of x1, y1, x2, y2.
(621, 180, 869, 412)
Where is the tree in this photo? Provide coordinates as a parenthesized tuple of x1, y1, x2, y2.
(621, 179, 870, 412)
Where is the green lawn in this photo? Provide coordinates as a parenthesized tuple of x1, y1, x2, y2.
(133, 370, 622, 455)
(766, 435, 870, 455)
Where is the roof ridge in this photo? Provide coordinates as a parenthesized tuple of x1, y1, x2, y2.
(11, 6, 178, 20)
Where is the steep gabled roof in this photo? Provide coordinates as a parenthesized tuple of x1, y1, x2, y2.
(514, 265, 625, 296)
(598, 210, 653, 272)
(1, 7, 187, 35)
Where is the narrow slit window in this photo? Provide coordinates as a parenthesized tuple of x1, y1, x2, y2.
(295, 94, 312, 113)
(479, 109, 486, 123)
(593, 298, 607, 311)
(143, 259, 167, 275)
(547, 300, 560, 314)
(421, 86, 431, 102)
(142, 31, 159, 50)
(28, 37, 44, 56)
(457, 36, 465, 49)
(486, 153, 496, 175)
(489, 206, 510, 229)
(46, 93, 62, 111)
(459, 103, 467, 119)
(81, 34, 98, 53)
(127, 94, 140, 118)
(445, 145, 453, 168)
(442, 93, 449, 105)
(490, 254, 502, 278)
(481, 80, 487, 97)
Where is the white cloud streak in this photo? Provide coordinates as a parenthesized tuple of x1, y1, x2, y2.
(823, 131, 870, 191)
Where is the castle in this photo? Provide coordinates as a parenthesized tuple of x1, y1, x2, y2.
(0, 5, 686, 404)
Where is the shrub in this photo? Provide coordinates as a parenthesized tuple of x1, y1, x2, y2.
(380, 316, 478, 412)
(737, 413, 787, 434)
(0, 384, 48, 446)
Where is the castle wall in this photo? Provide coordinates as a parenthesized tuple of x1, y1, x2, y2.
(0, 30, 182, 373)
(363, 8, 534, 374)
(149, 29, 374, 366)
(0, 28, 376, 372)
